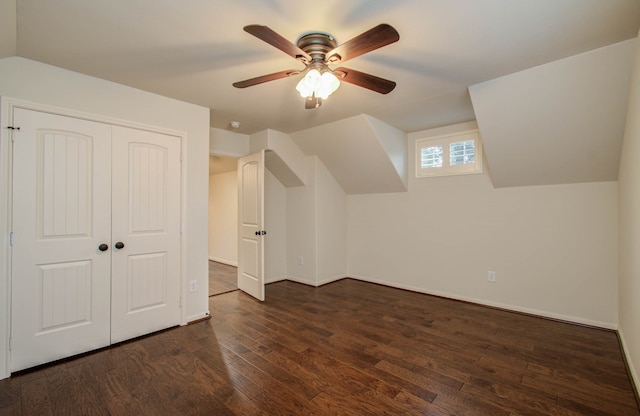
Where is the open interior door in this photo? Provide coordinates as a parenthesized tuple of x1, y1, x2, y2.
(237, 151, 265, 301)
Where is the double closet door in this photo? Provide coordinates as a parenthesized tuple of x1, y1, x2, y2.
(10, 108, 182, 372)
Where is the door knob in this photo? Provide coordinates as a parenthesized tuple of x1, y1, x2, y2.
(98, 243, 109, 252)
(115, 241, 125, 249)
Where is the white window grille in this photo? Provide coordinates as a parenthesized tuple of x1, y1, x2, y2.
(416, 130, 482, 177)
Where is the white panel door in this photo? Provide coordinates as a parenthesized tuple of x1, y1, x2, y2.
(237, 151, 265, 301)
(11, 109, 112, 372)
(110, 126, 182, 343)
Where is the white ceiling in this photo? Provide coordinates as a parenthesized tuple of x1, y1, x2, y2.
(4, 0, 639, 136)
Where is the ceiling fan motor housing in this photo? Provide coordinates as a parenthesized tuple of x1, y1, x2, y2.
(297, 33, 339, 64)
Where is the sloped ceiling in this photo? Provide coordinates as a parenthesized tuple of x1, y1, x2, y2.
(5, 1, 639, 136)
(470, 40, 637, 188)
(291, 115, 407, 194)
(4, 1, 640, 189)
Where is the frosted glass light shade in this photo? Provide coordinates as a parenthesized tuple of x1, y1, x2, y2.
(296, 69, 321, 97)
(296, 69, 340, 99)
(318, 72, 340, 99)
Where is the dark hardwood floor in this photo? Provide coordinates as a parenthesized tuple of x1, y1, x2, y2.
(209, 261, 237, 296)
(1, 278, 639, 415)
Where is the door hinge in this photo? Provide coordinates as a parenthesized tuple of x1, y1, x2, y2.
(7, 126, 20, 142)
(9, 232, 14, 247)
(8, 336, 12, 351)
(179, 296, 183, 308)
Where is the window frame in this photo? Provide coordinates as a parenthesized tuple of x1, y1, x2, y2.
(415, 130, 483, 178)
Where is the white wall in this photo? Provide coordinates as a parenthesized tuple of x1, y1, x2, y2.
(208, 171, 238, 265)
(287, 156, 347, 286)
(287, 157, 318, 285)
(0, 57, 210, 379)
(210, 127, 249, 157)
(265, 169, 287, 283)
(618, 28, 640, 393)
(348, 121, 619, 328)
(316, 159, 348, 285)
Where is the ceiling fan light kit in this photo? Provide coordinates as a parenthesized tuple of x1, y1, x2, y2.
(233, 23, 399, 109)
(295, 69, 340, 99)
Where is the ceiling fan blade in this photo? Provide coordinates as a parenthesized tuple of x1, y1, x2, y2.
(326, 24, 399, 64)
(334, 67, 396, 94)
(233, 69, 301, 88)
(244, 25, 312, 63)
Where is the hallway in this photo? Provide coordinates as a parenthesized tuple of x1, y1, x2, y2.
(209, 261, 237, 296)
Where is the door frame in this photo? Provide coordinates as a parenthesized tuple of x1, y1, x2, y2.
(0, 97, 189, 379)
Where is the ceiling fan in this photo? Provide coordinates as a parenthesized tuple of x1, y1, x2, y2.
(233, 24, 400, 109)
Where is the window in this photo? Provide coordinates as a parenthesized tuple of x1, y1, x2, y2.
(416, 130, 482, 178)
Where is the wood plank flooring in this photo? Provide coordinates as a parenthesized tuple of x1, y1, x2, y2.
(1, 278, 639, 415)
(209, 261, 237, 296)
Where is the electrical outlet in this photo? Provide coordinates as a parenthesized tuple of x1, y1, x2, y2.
(188, 280, 198, 293)
(488, 271, 496, 283)
(298, 256, 304, 265)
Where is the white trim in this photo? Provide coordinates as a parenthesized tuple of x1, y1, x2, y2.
(285, 275, 316, 287)
(0, 97, 190, 379)
(265, 274, 287, 284)
(416, 129, 483, 178)
(185, 311, 210, 324)
(618, 328, 640, 396)
(348, 274, 618, 330)
(0, 97, 13, 380)
(5, 98, 186, 138)
(180, 127, 188, 327)
(317, 273, 347, 287)
(208, 257, 238, 267)
(283, 274, 347, 288)
(209, 150, 247, 158)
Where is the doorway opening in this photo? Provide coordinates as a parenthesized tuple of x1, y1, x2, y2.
(208, 260, 237, 296)
(208, 155, 239, 296)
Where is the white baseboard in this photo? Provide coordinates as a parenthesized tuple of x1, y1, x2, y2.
(317, 273, 347, 286)
(283, 274, 347, 287)
(618, 328, 640, 397)
(185, 311, 210, 324)
(267, 273, 619, 329)
(348, 274, 618, 330)
(284, 275, 316, 287)
(208, 257, 238, 267)
(265, 274, 287, 284)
